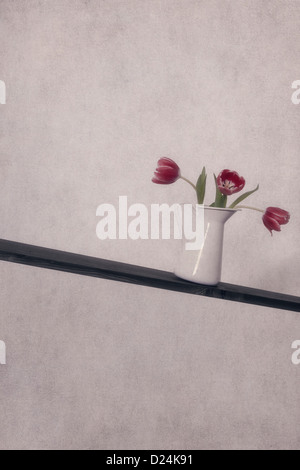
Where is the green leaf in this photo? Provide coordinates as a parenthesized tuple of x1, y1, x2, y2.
(213, 174, 227, 208)
(229, 185, 260, 209)
(196, 167, 207, 204)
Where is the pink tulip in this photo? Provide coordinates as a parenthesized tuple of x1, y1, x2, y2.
(152, 158, 181, 185)
(262, 207, 290, 235)
(217, 169, 246, 196)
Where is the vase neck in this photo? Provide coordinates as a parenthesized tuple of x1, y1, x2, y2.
(203, 207, 237, 224)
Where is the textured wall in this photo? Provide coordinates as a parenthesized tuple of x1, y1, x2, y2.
(0, 0, 299, 450)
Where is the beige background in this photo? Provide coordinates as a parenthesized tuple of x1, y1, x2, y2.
(0, 0, 299, 450)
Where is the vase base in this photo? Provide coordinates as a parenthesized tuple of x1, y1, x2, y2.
(174, 270, 220, 286)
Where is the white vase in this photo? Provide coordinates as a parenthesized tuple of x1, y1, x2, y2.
(174, 206, 238, 285)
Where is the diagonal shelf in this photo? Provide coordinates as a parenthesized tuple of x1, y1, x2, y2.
(0, 239, 299, 312)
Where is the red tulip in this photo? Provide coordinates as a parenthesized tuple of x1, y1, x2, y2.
(152, 158, 181, 185)
(217, 169, 246, 196)
(262, 207, 290, 235)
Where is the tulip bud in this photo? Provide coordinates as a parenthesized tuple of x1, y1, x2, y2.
(262, 207, 290, 235)
(152, 158, 181, 185)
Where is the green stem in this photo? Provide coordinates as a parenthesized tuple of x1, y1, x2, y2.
(180, 176, 197, 191)
(235, 205, 264, 213)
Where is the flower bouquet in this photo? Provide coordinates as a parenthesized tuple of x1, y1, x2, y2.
(152, 158, 290, 284)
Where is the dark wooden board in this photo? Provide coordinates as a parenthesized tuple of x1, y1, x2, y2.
(0, 239, 299, 312)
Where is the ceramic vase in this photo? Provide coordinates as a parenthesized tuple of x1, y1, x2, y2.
(174, 206, 238, 285)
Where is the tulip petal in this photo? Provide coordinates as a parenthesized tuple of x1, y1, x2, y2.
(265, 207, 290, 225)
(152, 158, 181, 184)
(157, 157, 180, 171)
(216, 169, 246, 196)
(263, 214, 281, 234)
